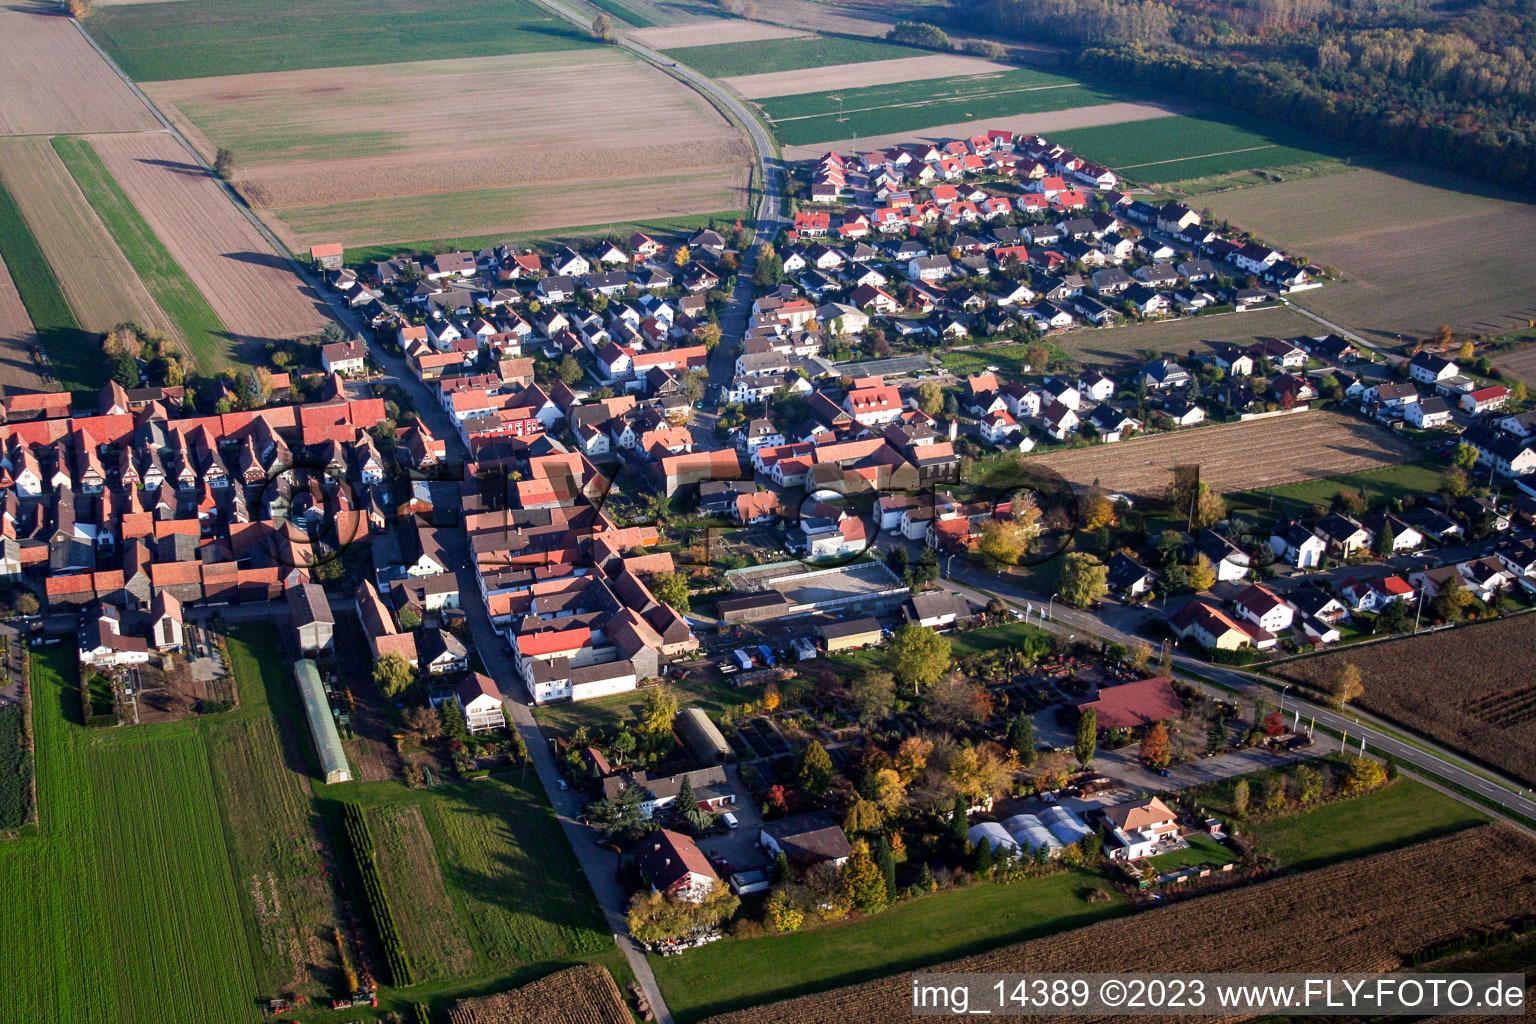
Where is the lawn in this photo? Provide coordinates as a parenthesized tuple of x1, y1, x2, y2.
(0, 647, 260, 1023)
(940, 342, 1055, 378)
(1145, 832, 1236, 872)
(87, 0, 598, 81)
(51, 136, 231, 376)
(759, 71, 1128, 147)
(1240, 777, 1487, 873)
(1226, 461, 1443, 518)
(1051, 115, 1343, 185)
(534, 673, 761, 740)
(665, 35, 929, 78)
(652, 868, 1132, 1023)
(0, 174, 96, 392)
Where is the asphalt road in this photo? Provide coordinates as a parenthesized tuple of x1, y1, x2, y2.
(937, 563, 1536, 830)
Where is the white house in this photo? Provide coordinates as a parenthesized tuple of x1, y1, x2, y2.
(1234, 584, 1293, 634)
(451, 672, 505, 733)
(148, 591, 184, 651)
(1409, 352, 1459, 385)
(321, 339, 367, 377)
(1405, 396, 1453, 429)
(78, 605, 151, 668)
(1271, 523, 1326, 569)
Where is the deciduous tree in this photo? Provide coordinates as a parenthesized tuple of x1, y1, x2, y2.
(844, 839, 888, 913)
(889, 623, 952, 691)
(1139, 721, 1170, 768)
(1058, 553, 1108, 608)
(649, 570, 690, 611)
(373, 653, 414, 698)
(797, 739, 834, 797)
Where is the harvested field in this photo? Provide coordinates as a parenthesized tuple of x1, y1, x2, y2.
(0, 258, 51, 395)
(701, 824, 1536, 1024)
(667, 34, 924, 78)
(1276, 616, 1536, 786)
(781, 101, 1179, 161)
(726, 54, 1012, 99)
(1052, 304, 1322, 367)
(367, 804, 477, 981)
(149, 51, 751, 248)
(87, 132, 333, 347)
(0, 137, 170, 337)
(1494, 343, 1536, 389)
(627, 19, 809, 47)
(448, 965, 631, 1024)
(747, 0, 896, 37)
(1203, 166, 1536, 339)
(1026, 409, 1417, 497)
(86, 0, 597, 81)
(0, 4, 159, 136)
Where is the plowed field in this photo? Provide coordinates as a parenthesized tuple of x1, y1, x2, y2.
(87, 132, 331, 347)
(1027, 409, 1417, 497)
(0, 3, 159, 136)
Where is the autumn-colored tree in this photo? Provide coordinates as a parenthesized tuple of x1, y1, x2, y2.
(946, 744, 1010, 803)
(977, 517, 1038, 566)
(765, 888, 803, 932)
(924, 673, 990, 728)
(761, 683, 781, 712)
(917, 380, 943, 416)
(1346, 757, 1387, 792)
(893, 735, 933, 782)
(844, 839, 888, 913)
(638, 685, 678, 735)
(1185, 554, 1216, 592)
(1128, 640, 1153, 672)
(373, 653, 414, 698)
(869, 767, 906, 817)
(1058, 553, 1108, 608)
(648, 570, 690, 611)
(1083, 488, 1115, 531)
(1262, 710, 1286, 736)
(591, 12, 616, 40)
(1139, 721, 1171, 768)
(888, 624, 952, 691)
(1327, 662, 1364, 706)
(1232, 777, 1250, 815)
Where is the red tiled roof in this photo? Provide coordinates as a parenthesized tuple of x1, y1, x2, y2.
(1077, 677, 1185, 731)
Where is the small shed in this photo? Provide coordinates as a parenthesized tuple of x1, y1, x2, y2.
(294, 659, 352, 784)
(676, 706, 731, 764)
(816, 616, 883, 652)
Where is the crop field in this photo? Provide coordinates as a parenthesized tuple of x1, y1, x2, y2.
(148, 50, 751, 250)
(586, 0, 658, 28)
(1055, 305, 1324, 367)
(758, 70, 1130, 147)
(628, 19, 809, 48)
(367, 803, 477, 981)
(655, 868, 1130, 1022)
(701, 824, 1536, 1024)
(1276, 616, 1536, 786)
(725, 53, 1014, 99)
(1228, 461, 1443, 518)
(0, 137, 171, 339)
(745, 0, 897, 37)
(0, 648, 260, 1023)
(429, 777, 609, 967)
(448, 965, 632, 1024)
(1243, 778, 1487, 873)
(1025, 409, 1418, 497)
(1051, 114, 1342, 185)
(1495, 343, 1536, 389)
(87, 0, 598, 81)
(665, 35, 926, 78)
(51, 137, 229, 375)
(1202, 167, 1536, 338)
(0, 3, 159, 135)
(0, 256, 52, 395)
(88, 132, 333, 348)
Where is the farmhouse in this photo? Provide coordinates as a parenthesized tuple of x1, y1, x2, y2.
(636, 829, 718, 903)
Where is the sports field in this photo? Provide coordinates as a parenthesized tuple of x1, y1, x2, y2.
(1202, 166, 1536, 338)
(87, 0, 598, 81)
(1051, 115, 1341, 184)
(51, 137, 229, 375)
(151, 50, 750, 250)
(758, 69, 1128, 147)
(664, 34, 926, 78)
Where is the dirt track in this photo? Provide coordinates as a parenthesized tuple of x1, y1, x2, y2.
(723, 54, 1013, 98)
(0, 256, 52, 395)
(0, 4, 160, 136)
(626, 18, 809, 47)
(88, 132, 332, 346)
(782, 100, 1182, 160)
(1027, 409, 1418, 497)
(0, 137, 171, 337)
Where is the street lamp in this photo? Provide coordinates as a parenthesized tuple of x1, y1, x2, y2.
(1279, 684, 1290, 715)
(1046, 592, 1058, 620)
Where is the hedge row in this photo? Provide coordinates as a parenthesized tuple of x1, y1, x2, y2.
(343, 802, 414, 987)
(0, 703, 31, 829)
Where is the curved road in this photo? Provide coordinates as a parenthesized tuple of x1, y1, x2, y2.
(940, 563, 1536, 830)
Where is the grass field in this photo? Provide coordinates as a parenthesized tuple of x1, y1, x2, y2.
(0, 175, 97, 392)
(1227, 461, 1442, 517)
(51, 137, 230, 376)
(1051, 115, 1343, 185)
(587, 0, 659, 27)
(665, 35, 925, 77)
(1243, 778, 1488, 872)
(653, 868, 1130, 1022)
(1202, 165, 1536, 338)
(368, 804, 478, 981)
(0, 647, 260, 1023)
(87, 0, 599, 81)
(758, 69, 1128, 147)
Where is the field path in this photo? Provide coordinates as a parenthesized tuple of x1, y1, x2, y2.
(0, 137, 172, 337)
(0, 3, 160, 135)
(0, 256, 52, 395)
(782, 100, 1182, 160)
(723, 54, 1014, 98)
(88, 132, 332, 346)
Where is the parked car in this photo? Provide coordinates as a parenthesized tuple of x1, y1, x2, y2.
(721, 811, 740, 830)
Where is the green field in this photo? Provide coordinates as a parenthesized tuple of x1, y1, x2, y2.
(760, 70, 1127, 147)
(339, 211, 741, 267)
(0, 648, 260, 1023)
(666, 36, 929, 78)
(653, 868, 1131, 1023)
(51, 137, 231, 376)
(87, 0, 598, 81)
(1051, 116, 1342, 185)
(1227, 461, 1442, 517)
(1243, 778, 1487, 872)
(587, 0, 658, 28)
(0, 176, 98, 392)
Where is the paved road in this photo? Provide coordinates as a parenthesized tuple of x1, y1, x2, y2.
(937, 563, 1536, 831)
